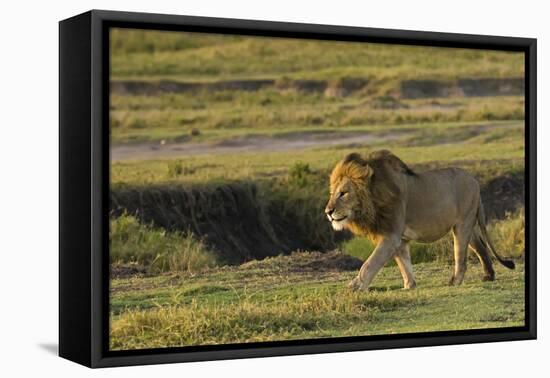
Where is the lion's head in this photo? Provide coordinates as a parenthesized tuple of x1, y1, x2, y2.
(325, 150, 414, 240)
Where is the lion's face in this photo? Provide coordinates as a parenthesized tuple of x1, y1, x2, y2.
(325, 177, 358, 231)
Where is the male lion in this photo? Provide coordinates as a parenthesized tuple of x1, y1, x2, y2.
(325, 150, 515, 291)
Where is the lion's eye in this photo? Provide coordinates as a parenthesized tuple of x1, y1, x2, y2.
(339, 191, 348, 198)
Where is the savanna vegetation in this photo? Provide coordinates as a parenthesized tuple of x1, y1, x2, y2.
(110, 28, 523, 81)
(109, 28, 526, 350)
(111, 252, 524, 350)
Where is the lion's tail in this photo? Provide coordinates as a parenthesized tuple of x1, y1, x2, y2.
(476, 200, 515, 270)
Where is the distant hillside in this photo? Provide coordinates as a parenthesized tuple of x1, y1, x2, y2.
(110, 28, 524, 82)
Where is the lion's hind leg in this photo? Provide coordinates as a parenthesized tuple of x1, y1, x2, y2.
(469, 230, 496, 282)
(394, 243, 416, 289)
(449, 223, 475, 286)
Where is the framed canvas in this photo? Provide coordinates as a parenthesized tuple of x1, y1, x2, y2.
(59, 9, 537, 368)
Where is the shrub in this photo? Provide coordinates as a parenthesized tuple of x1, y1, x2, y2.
(288, 161, 312, 188)
(167, 160, 183, 177)
(488, 209, 525, 258)
(128, 118, 148, 129)
(110, 214, 218, 273)
(167, 160, 197, 177)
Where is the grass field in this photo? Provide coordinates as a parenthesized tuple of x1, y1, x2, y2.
(110, 91, 524, 144)
(110, 120, 524, 185)
(110, 29, 523, 82)
(110, 252, 525, 350)
(109, 29, 526, 350)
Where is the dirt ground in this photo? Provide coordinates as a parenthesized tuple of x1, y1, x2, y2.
(110, 130, 409, 161)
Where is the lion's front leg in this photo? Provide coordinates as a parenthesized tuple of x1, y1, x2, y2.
(349, 236, 401, 291)
(348, 276, 367, 291)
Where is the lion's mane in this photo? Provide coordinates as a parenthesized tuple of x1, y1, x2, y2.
(329, 150, 415, 241)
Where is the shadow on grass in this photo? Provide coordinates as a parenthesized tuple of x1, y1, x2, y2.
(367, 285, 404, 292)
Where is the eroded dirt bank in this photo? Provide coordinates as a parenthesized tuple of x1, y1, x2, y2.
(111, 183, 339, 265)
(111, 77, 524, 99)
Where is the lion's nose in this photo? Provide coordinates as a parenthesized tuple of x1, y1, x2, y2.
(325, 208, 334, 217)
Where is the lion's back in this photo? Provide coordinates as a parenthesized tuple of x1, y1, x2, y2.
(417, 167, 479, 193)
(407, 167, 480, 214)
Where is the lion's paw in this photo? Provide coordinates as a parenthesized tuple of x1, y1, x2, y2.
(348, 277, 367, 292)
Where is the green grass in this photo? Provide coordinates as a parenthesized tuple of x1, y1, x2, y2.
(489, 209, 526, 256)
(110, 214, 218, 273)
(109, 211, 524, 350)
(110, 254, 524, 350)
(109, 29, 524, 145)
(110, 91, 524, 144)
(111, 28, 524, 82)
(110, 120, 524, 186)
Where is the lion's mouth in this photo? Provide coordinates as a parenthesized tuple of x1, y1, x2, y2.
(331, 216, 347, 222)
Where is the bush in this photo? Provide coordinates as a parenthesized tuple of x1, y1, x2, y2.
(129, 118, 148, 129)
(287, 161, 312, 188)
(167, 160, 183, 177)
(110, 214, 218, 273)
(488, 209, 525, 258)
(167, 160, 196, 177)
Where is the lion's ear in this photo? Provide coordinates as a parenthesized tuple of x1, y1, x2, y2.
(346, 162, 373, 181)
(363, 164, 374, 180)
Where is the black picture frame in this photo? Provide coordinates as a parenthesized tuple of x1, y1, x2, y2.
(59, 9, 537, 368)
